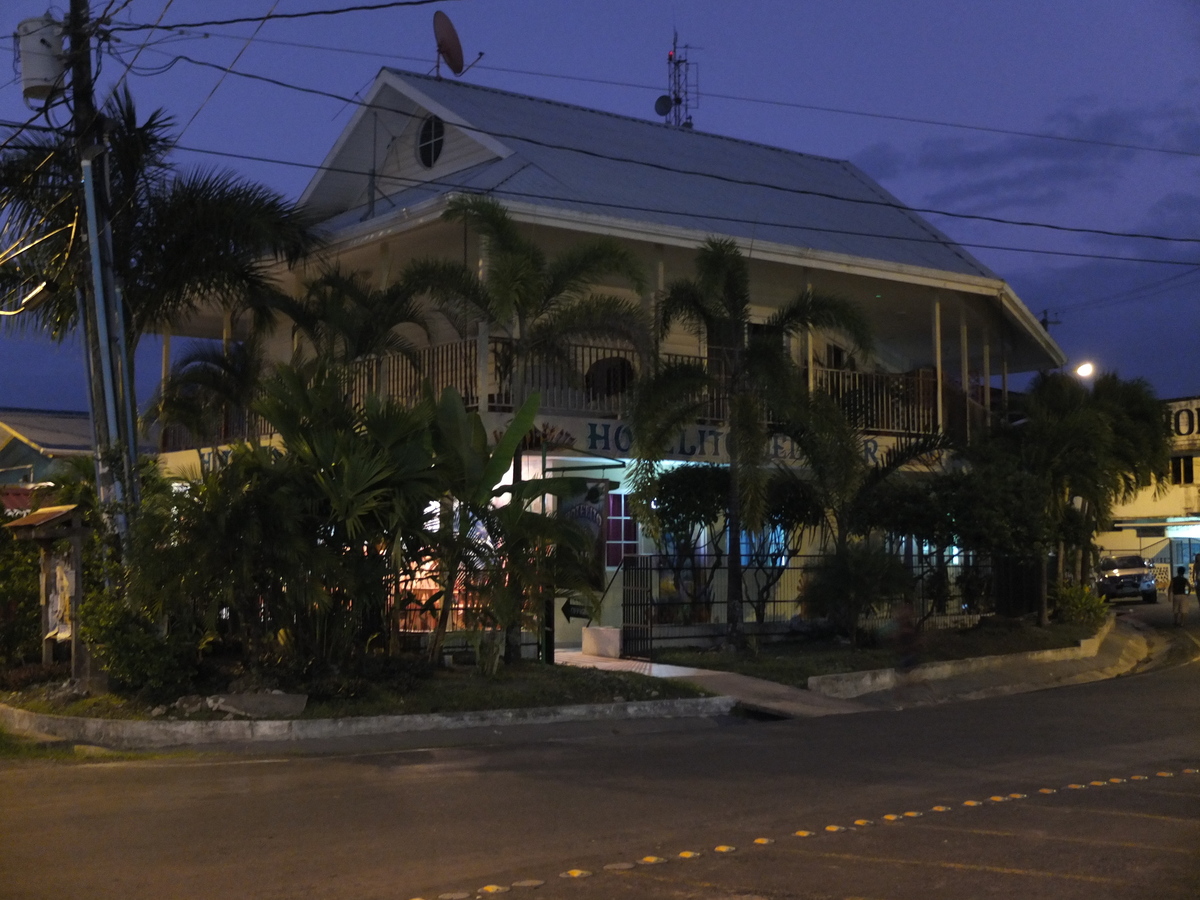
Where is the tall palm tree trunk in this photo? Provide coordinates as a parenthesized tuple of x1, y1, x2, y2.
(725, 462, 744, 648)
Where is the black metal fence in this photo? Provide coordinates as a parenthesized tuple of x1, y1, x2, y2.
(621, 552, 997, 659)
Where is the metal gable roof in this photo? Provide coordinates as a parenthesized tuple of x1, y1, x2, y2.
(0, 408, 92, 456)
(317, 69, 995, 279)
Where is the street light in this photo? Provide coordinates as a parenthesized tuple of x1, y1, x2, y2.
(1075, 361, 1095, 378)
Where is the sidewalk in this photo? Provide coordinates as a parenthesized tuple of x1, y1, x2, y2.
(559, 614, 1172, 718)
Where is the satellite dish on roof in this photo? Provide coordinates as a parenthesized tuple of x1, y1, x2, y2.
(654, 94, 673, 117)
(433, 11, 465, 76)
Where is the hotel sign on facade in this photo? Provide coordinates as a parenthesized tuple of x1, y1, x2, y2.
(1168, 398, 1200, 453)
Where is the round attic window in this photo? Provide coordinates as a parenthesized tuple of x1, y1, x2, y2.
(417, 115, 444, 168)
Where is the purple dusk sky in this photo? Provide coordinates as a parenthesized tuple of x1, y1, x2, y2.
(2, 0, 1199, 410)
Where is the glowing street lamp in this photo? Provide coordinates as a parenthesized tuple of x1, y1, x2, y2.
(1075, 362, 1095, 378)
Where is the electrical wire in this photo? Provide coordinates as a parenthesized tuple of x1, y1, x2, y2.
(122, 26, 1200, 163)
(116, 50, 1200, 249)
(177, 0, 277, 139)
(98, 0, 178, 108)
(161, 141, 1200, 269)
(108, 0, 462, 32)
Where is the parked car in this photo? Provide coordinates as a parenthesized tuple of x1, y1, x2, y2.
(1094, 555, 1158, 603)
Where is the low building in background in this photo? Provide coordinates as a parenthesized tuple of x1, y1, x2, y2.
(0, 407, 92, 486)
(1098, 396, 1200, 589)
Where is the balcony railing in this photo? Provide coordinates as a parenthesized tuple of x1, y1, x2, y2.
(162, 338, 972, 451)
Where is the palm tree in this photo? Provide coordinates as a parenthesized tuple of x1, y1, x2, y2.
(777, 392, 951, 643)
(281, 267, 429, 366)
(629, 238, 872, 645)
(985, 370, 1170, 623)
(0, 87, 317, 373)
(405, 194, 651, 404)
(425, 385, 541, 664)
(145, 337, 268, 454)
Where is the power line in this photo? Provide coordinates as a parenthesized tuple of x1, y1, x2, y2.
(177, 0, 276, 139)
(120, 50, 1200, 248)
(108, 0, 461, 32)
(164, 141, 1200, 269)
(122, 27, 1200, 163)
(1056, 266, 1200, 314)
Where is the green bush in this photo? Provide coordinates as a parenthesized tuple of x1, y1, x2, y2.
(0, 527, 40, 668)
(1054, 584, 1108, 627)
(79, 589, 195, 701)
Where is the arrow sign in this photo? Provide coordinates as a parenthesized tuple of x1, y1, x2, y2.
(561, 600, 591, 623)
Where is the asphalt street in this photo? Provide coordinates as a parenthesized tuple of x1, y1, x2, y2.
(1, 604, 1198, 900)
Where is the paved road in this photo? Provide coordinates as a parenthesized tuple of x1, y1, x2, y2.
(2, 606, 1198, 900)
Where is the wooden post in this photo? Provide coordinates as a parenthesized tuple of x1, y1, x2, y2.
(39, 545, 52, 666)
(960, 312, 970, 442)
(932, 296, 944, 433)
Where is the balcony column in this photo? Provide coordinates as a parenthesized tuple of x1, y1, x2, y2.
(933, 295, 944, 432)
(805, 276, 815, 393)
(476, 321, 490, 412)
(982, 328, 991, 417)
(960, 311, 970, 442)
(477, 237, 491, 411)
(1002, 348, 1009, 416)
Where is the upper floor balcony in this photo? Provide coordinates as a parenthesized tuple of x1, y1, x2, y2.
(161, 337, 995, 453)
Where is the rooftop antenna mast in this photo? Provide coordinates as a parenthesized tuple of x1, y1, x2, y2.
(654, 31, 699, 128)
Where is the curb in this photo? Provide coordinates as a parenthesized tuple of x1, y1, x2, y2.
(0, 696, 737, 751)
(807, 615, 1118, 700)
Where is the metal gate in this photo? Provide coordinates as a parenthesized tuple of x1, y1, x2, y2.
(620, 555, 654, 659)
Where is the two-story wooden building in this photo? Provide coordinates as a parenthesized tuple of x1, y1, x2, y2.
(163, 69, 1065, 646)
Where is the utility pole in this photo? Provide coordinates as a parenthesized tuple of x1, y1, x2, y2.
(65, 0, 138, 540)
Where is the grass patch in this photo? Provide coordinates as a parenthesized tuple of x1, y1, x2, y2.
(302, 663, 707, 719)
(654, 619, 1100, 689)
(3, 662, 707, 722)
(0, 725, 154, 763)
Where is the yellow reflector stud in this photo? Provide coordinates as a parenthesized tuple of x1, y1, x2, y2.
(714, 845, 736, 853)
(678, 851, 701, 859)
(963, 800, 982, 806)
(753, 837, 774, 844)
(638, 856, 666, 865)
(559, 869, 591, 878)
(793, 830, 814, 837)
(931, 805, 951, 812)
(854, 819, 873, 826)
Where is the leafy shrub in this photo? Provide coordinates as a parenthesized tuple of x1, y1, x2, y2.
(801, 544, 913, 644)
(79, 590, 195, 701)
(0, 662, 69, 691)
(1054, 584, 1108, 627)
(0, 527, 40, 668)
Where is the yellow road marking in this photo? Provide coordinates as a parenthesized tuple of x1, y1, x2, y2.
(910, 822, 1197, 855)
(781, 848, 1124, 884)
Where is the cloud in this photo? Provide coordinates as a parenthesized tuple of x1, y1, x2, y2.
(868, 94, 1200, 215)
(851, 142, 906, 180)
